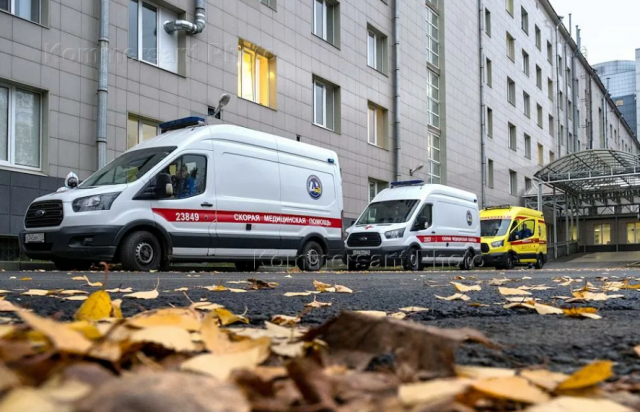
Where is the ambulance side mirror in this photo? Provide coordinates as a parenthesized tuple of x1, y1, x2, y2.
(155, 173, 173, 198)
(416, 216, 428, 231)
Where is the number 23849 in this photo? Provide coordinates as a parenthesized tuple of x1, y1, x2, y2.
(175, 212, 200, 222)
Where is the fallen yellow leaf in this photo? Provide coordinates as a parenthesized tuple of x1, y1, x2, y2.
(181, 347, 268, 380)
(570, 291, 623, 302)
(127, 308, 202, 331)
(389, 312, 407, 320)
(19, 277, 32, 281)
(556, 360, 614, 390)
(190, 302, 225, 311)
(130, 326, 196, 352)
(313, 280, 332, 292)
(435, 293, 470, 301)
(489, 278, 512, 286)
(563, 307, 602, 320)
(472, 376, 551, 404)
(284, 292, 315, 297)
(203, 285, 229, 292)
(123, 289, 159, 300)
(213, 308, 249, 326)
(105, 287, 133, 293)
(18, 311, 92, 354)
(0, 387, 66, 412)
(74, 290, 112, 322)
(228, 288, 247, 293)
(21, 289, 52, 296)
(399, 306, 429, 313)
(71, 276, 85, 281)
(534, 303, 564, 315)
(399, 378, 472, 407)
(305, 296, 332, 308)
(271, 314, 300, 326)
(111, 299, 123, 318)
(634, 345, 640, 358)
(456, 365, 516, 379)
(59, 290, 89, 296)
(64, 296, 88, 301)
(173, 287, 189, 292)
(499, 287, 532, 296)
(335, 284, 353, 294)
(0, 300, 20, 312)
(355, 310, 387, 318)
(524, 396, 632, 412)
(504, 302, 536, 310)
(520, 369, 569, 391)
(67, 321, 103, 340)
(451, 282, 481, 292)
(82, 276, 103, 287)
(200, 314, 271, 355)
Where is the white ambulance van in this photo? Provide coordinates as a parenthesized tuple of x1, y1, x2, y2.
(344, 181, 481, 271)
(20, 118, 344, 272)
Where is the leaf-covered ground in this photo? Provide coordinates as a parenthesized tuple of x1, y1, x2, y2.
(1, 266, 640, 411)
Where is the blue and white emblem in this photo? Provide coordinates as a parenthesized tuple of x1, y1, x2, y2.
(307, 175, 323, 200)
(466, 211, 473, 226)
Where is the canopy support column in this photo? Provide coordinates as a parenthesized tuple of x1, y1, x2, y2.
(553, 186, 558, 260)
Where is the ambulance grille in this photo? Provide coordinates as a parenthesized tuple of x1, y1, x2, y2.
(347, 232, 382, 247)
(25, 201, 64, 228)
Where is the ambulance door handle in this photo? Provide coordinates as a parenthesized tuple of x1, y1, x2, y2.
(201, 202, 213, 208)
(431, 231, 436, 234)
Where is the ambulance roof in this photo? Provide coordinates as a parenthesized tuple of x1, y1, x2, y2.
(481, 206, 543, 219)
(129, 124, 339, 165)
(372, 184, 478, 204)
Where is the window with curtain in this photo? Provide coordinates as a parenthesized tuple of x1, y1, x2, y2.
(368, 103, 386, 147)
(238, 42, 275, 108)
(0, 84, 41, 169)
(127, 114, 160, 149)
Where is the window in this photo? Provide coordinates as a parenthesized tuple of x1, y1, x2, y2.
(487, 107, 493, 137)
(548, 78, 554, 101)
(535, 25, 541, 50)
(558, 91, 564, 110)
(260, 0, 276, 9)
(549, 151, 555, 163)
(427, 133, 441, 183)
(538, 144, 544, 165)
(547, 41, 553, 64)
(522, 50, 530, 76)
(128, 0, 179, 72)
(568, 100, 573, 121)
(536, 65, 542, 89)
(0, 84, 41, 169)
(426, 8, 439, 67)
(488, 159, 494, 188)
(594, 224, 611, 245)
(506, 32, 515, 61)
(549, 114, 554, 136)
(627, 223, 640, 244)
(505, 0, 514, 16)
(127, 114, 160, 149)
(485, 8, 491, 36)
(507, 77, 516, 106)
(599, 108, 604, 146)
(509, 170, 517, 195)
(159, 154, 207, 199)
(427, 70, 440, 128)
(560, 125, 564, 146)
(486, 58, 492, 87)
(523, 91, 530, 117)
(1, 0, 40, 23)
(508, 123, 516, 151)
(368, 179, 387, 202)
(577, 109, 580, 128)
(313, 78, 338, 131)
(537, 104, 543, 128)
(238, 41, 276, 108)
(414, 204, 433, 231)
(521, 7, 529, 34)
(313, 0, 339, 46)
(525, 177, 532, 191)
(368, 27, 388, 72)
(368, 103, 386, 147)
(524, 134, 531, 158)
(558, 56, 563, 76)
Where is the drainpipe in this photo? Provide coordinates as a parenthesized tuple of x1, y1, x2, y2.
(572, 26, 579, 153)
(393, 0, 401, 181)
(588, 73, 594, 149)
(96, 0, 109, 169)
(563, 42, 569, 154)
(165, 0, 206, 35)
(478, 0, 487, 208)
(555, 21, 562, 157)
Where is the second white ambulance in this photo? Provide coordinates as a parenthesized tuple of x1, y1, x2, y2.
(344, 181, 481, 271)
(20, 118, 344, 272)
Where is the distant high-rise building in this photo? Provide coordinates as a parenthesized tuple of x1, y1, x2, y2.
(593, 60, 637, 136)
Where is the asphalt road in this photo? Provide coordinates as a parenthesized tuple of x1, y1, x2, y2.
(2, 266, 640, 376)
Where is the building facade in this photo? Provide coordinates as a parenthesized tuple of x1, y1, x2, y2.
(593, 60, 637, 137)
(0, 0, 638, 259)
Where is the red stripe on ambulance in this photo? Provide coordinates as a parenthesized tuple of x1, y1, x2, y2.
(418, 236, 481, 243)
(152, 209, 342, 228)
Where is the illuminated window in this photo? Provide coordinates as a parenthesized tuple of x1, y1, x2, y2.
(238, 41, 276, 108)
(594, 224, 611, 245)
(127, 114, 160, 149)
(368, 103, 387, 147)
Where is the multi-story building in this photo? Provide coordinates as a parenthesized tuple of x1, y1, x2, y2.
(593, 60, 637, 137)
(0, 0, 638, 259)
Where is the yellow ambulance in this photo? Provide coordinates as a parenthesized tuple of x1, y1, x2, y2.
(480, 206, 547, 270)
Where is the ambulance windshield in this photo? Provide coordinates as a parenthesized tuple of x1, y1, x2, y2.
(481, 219, 512, 237)
(80, 147, 176, 187)
(356, 200, 419, 225)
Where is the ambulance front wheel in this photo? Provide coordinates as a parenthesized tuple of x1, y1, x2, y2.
(120, 231, 162, 272)
(534, 254, 545, 270)
(403, 247, 424, 271)
(297, 240, 325, 272)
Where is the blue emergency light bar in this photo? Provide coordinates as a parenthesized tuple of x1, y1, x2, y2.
(390, 180, 425, 188)
(159, 116, 206, 133)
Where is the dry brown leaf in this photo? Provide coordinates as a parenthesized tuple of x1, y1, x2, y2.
(21, 289, 52, 296)
(399, 378, 472, 407)
(74, 290, 112, 322)
(472, 376, 551, 404)
(105, 287, 133, 293)
(18, 311, 92, 354)
(127, 308, 202, 331)
(335, 284, 353, 294)
(524, 396, 632, 412)
(305, 296, 332, 308)
(59, 290, 89, 296)
(248, 278, 278, 290)
(534, 303, 564, 315)
(271, 314, 300, 326)
(130, 326, 196, 352)
(499, 287, 532, 296)
(0, 325, 15, 338)
(213, 308, 249, 326)
(82, 275, 103, 287)
(520, 369, 570, 391)
(399, 306, 429, 313)
(436, 293, 470, 301)
(556, 360, 613, 390)
(451, 282, 481, 292)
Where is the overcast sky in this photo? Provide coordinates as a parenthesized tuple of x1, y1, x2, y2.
(551, 0, 640, 64)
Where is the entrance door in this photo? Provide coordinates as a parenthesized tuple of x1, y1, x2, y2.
(150, 152, 216, 257)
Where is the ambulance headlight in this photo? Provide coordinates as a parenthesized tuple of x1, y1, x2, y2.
(72, 193, 120, 212)
(491, 240, 504, 248)
(384, 229, 405, 239)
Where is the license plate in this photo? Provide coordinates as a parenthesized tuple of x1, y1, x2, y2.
(352, 250, 371, 256)
(25, 233, 45, 243)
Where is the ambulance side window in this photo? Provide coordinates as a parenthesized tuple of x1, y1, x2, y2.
(160, 155, 207, 199)
(413, 204, 432, 231)
(518, 220, 535, 240)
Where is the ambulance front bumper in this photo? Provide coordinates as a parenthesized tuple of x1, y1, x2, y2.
(481, 252, 509, 267)
(20, 226, 120, 261)
(345, 246, 410, 266)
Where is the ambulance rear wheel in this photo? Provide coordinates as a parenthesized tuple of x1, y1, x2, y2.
(120, 231, 162, 272)
(298, 241, 325, 272)
(459, 251, 475, 271)
(534, 254, 545, 270)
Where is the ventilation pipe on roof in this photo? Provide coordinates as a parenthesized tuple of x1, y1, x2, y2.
(164, 0, 206, 35)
